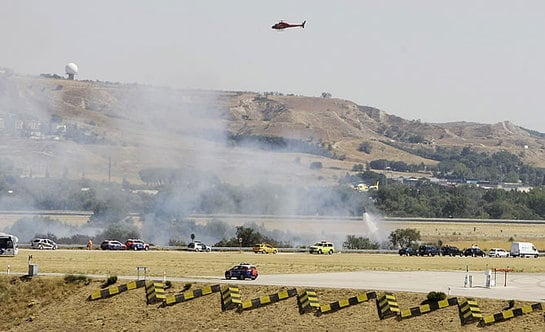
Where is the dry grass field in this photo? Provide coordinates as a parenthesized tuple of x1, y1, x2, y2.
(404, 221, 545, 250)
(2, 250, 545, 331)
(4, 249, 545, 277)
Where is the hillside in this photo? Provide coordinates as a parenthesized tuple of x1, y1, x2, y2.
(2, 72, 545, 186)
(3, 276, 542, 332)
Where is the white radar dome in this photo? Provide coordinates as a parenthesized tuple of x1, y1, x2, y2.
(65, 63, 78, 75)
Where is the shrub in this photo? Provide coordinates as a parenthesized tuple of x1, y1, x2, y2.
(101, 275, 117, 288)
(426, 291, 447, 302)
(352, 164, 365, 172)
(358, 142, 372, 154)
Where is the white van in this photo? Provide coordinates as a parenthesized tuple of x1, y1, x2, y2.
(510, 242, 539, 258)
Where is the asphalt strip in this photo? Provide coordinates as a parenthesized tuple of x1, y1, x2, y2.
(3, 270, 545, 302)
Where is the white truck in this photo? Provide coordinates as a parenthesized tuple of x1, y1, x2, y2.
(510, 242, 539, 258)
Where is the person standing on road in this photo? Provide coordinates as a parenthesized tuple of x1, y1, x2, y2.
(87, 239, 93, 250)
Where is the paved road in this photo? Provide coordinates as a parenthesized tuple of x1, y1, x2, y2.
(133, 271, 545, 302)
(177, 270, 545, 302)
(251, 270, 545, 302)
(5, 270, 545, 302)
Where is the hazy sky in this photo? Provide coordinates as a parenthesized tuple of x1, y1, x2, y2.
(3, 1, 545, 131)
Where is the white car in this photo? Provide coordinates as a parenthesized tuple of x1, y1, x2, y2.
(188, 241, 212, 252)
(31, 238, 58, 250)
(488, 248, 510, 257)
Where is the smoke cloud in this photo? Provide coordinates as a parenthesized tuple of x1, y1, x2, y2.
(0, 73, 388, 248)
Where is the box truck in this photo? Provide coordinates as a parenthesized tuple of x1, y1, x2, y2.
(510, 242, 539, 258)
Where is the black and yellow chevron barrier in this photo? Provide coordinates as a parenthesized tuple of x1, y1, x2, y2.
(457, 297, 482, 325)
(479, 303, 543, 326)
(376, 292, 400, 320)
(398, 297, 458, 320)
(88, 279, 146, 301)
(319, 291, 377, 315)
(239, 288, 297, 311)
(162, 284, 221, 307)
(146, 281, 166, 305)
(297, 289, 320, 314)
(221, 286, 242, 311)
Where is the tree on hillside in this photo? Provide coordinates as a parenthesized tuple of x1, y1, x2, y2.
(358, 142, 372, 154)
(321, 92, 332, 98)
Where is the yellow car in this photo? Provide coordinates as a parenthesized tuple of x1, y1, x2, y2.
(309, 241, 335, 254)
(253, 243, 278, 254)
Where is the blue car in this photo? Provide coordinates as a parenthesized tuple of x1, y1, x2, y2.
(100, 240, 126, 250)
(398, 247, 417, 256)
(224, 263, 258, 280)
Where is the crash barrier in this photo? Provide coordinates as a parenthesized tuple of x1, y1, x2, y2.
(162, 284, 221, 307)
(88, 279, 146, 301)
(319, 291, 377, 316)
(83, 279, 545, 328)
(221, 286, 242, 311)
(146, 281, 166, 305)
(376, 292, 400, 320)
(398, 297, 458, 320)
(480, 303, 543, 326)
(297, 289, 320, 314)
(457, 297, 483, 325)
(239, 288, 298, 311)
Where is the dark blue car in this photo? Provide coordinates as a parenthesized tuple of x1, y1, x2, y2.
(224, 263, 258, 280)
(398, 247, 417, 256)
(100, 240, 126, 250)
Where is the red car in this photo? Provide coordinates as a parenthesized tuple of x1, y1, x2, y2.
(125, 239, 150, 251)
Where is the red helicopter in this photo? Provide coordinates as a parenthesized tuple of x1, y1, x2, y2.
(272, 20, 306, 30)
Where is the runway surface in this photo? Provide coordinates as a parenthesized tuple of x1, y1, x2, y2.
(5, 268, 545, 301)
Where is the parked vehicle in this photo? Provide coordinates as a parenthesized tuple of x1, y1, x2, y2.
(224, 263, 258, 280)
(418, 245, 440, 256)
(100, 240, 126, 250)
(188, 241, 212, 252)
(30, 238, 57, 250)
(0, 232, 18, 256)
(510, 242, 539, 258)
(309, 241, 335, 254)
(440, 245, 463, 257)
(463, 247, 486, 257)
(125, 239, 150, 251)
(398, 247, 417, 256)
(488, 248, 510, 258)
(253, 243, 278, 254)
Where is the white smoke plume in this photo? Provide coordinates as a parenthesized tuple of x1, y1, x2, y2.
(0, 73, 388, 248)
